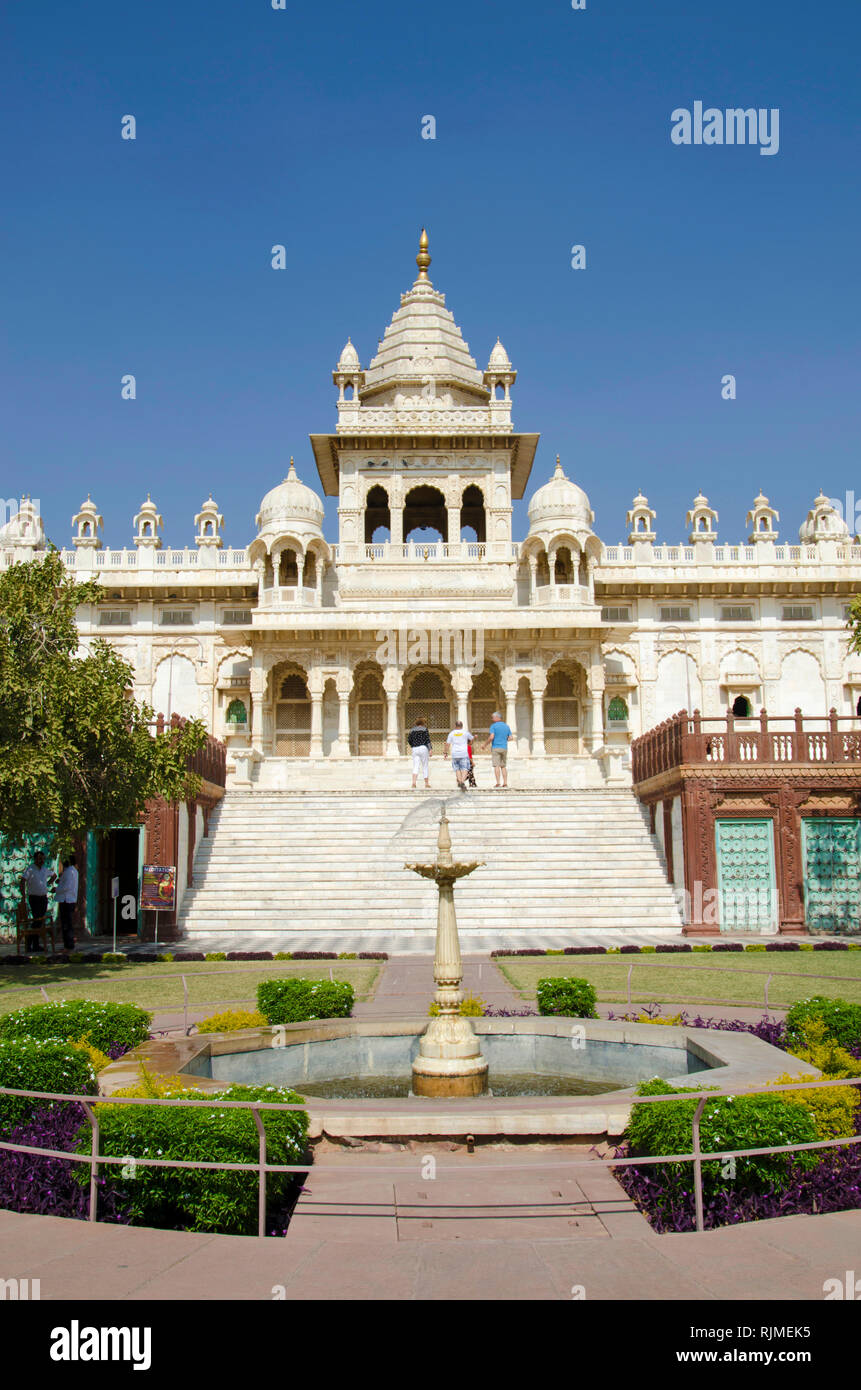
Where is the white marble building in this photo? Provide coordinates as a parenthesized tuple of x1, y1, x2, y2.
(3, 232, 860, 791)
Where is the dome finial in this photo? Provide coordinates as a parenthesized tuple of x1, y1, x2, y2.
(416, 228, 431, 282)
(554, 454, 564, 477)
(287, 457, 296, 480)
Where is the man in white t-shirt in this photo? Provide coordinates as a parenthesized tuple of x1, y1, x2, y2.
(445, 720, 473, 792)
(21, 851, 54, 951)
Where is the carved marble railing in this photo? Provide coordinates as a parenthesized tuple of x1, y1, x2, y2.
(532, 583, 593, 606)
(602, 543, 861, 565)
(332, 541, 519, 563)
(257, 586, 322, 609)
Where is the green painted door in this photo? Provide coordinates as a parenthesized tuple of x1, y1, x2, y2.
(715, 818, 778, 932)
(802, 819, 861, 936)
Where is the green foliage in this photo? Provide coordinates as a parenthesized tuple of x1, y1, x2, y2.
(100, 953, 126, 965)
(744, 943, 767, 952)
(0, 550, 208, 847)
(0, 999, 151, 1052)
(204, 952, 227, 961)
(545, 949, 565, 956)
(257, 977, 354, 1024)
(785, 996, 861, 1053)
(786, 1018, 861, 1077)
(692, 945, 713, 952)
(625, 1078, 820, 1193)
(195, 1008, 268, 1034)
(273, 952, 292, 960)
(847, 595, 861, 656)
(769, 1071, 860, 1140)
(536, 976, 598, 1018)
(337, 952, 357, 960)
(86, 1083, 309, 1234)
(640, 945, 656, 953)
(0, 1039, 96, 1128)
(429, 991, 486, 1017)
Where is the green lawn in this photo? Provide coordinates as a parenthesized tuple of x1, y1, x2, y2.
(495, 953, 861, 1011)
(0, 960, 380, 1017)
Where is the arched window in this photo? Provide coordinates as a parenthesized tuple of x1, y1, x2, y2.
(365, 485, 391, 544)
(553, 547, 574, 583)
(607, 696, 629, 722)
(460, 484, 486, 543)
(535, 552, 550, 587)
(404, 486, 447, 543)
(353, 671, 385, 756)
(278, 550, 299, 586)
(225, 699, 247, 724)
(578, 553, 589, 587)
(732, 695, 752, 718)
(304, 552, 317, 587)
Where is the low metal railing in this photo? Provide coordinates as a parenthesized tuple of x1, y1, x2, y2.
(2, 1074, 860, 1235)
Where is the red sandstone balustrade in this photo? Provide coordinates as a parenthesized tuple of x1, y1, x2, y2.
(631, 706, 861, 782)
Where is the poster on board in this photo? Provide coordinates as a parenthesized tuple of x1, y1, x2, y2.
(141, 864, 176, 912)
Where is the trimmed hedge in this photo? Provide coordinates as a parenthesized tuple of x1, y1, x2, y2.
(0, 1000, 151, 1053)
(257, 977, 354, 1024)
(625, 1078, 820, 1195)
(86, 1082, 308, 1235)
(0, 1040, 96, 1128)
(536, 977, 598, 1018)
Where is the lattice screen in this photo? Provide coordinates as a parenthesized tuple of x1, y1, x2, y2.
(469, 668, 501, 743)
(405, 670, 452, 744)
(355, 672, 385, 755)
(544, 670, 580, 754)
(275, 674, 311, 755)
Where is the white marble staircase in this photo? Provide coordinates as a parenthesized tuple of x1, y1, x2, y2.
(178, 789, 684, 950)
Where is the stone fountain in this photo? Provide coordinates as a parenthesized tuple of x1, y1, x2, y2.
(405, 806, 488, 1097)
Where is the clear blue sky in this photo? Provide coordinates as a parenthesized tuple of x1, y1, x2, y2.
(2, 0, 859, 548)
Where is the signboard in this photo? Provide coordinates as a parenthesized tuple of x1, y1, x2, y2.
(141, 864, 176, 912)
(110, 876, 120, 900)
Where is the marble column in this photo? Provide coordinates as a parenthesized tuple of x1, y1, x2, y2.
(531, 679, 546, 756)
(309, 692, 323, 757)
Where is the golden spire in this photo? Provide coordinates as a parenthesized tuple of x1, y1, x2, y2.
(416, 228, 431, 282)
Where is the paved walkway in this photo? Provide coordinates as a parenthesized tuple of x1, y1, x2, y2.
(1, 1184, 857, 1300)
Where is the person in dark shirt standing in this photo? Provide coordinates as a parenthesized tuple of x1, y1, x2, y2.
(407, 717, 432, 789)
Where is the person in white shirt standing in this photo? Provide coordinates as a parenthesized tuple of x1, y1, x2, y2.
(445, 720, 473, 792)
(21, 851, 54, 952)
(55, 854, 79, 951)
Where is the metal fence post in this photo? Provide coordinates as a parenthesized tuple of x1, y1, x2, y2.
(627, 963, 634, 1008)
(765, 972, 772, 1011)
(81, 1101, 99, 1222)
(692, 1097, 707, 1233)
(182, 975, 188, 1034)
(251, 1105, 267, 1238)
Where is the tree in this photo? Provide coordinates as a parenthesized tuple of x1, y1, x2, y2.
(848, 596, 861, 657)
(0, 550, 207, 847)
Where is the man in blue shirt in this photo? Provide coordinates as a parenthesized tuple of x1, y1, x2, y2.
(482, 711, 512, 788)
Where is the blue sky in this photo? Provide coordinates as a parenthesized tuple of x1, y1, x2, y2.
(2, 0, 859, 548)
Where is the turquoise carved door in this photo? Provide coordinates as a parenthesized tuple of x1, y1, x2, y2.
(802, 819, 861, 935)
(715, 818, 778, 932)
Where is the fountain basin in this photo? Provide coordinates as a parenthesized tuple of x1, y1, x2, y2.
(99, 1017, 815, 1147)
